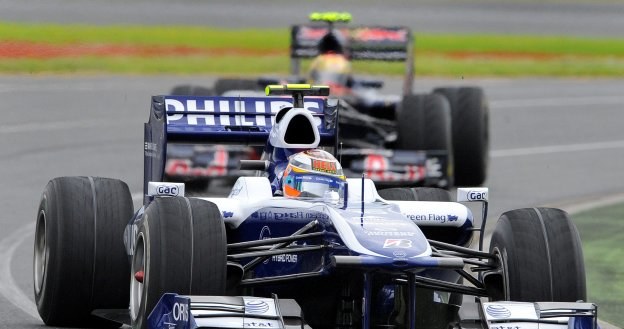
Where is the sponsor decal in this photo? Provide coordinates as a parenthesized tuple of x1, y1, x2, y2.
(251, 210, 329, 221)
(222, 211, 233, 218)
(457, 188, 489, 202)
(486, 305, 512, 319)
(383, 239, 412, 248)
(144, 142, 157, 152)
(404, 213, 457, 224)
(244, 322, 275, 328)
(157, 185, 179, 196)
(245, 300, 270, 314)
(352, 27, 408, 42)
(311, 159, 337, 174)
(392, 250, 407, 258)
(271, 254, 298, 263)
(297, 26, 331, 40)
(165, 97, 322, 127)
(365, 231, 415, 237)
(172, 302, 189, 321)
(468, 190, 487, 201)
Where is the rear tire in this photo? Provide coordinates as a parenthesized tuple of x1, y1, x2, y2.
(214, 78, 259, 95)
(130, 197, 227, 329)
(34, 177, 133, 327)
(433, 87, 489, 186)
(487, 208, 586, 302)
(396, 93, 453, 187)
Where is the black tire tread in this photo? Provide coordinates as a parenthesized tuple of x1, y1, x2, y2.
(434, 87, 489, 186)
(36, 176, 132, 327)
(490, 207, 586, 302)
(135, 197, 226, 328)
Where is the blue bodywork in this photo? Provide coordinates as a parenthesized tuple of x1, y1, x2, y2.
(131, 94, 471, 329)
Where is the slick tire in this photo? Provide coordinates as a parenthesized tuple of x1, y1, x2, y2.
(214, 78, 259, 95)
(378, 187, 451, 202)
(170, 84, 214, 96)
(397, 93, 453, 187)
(34, 177, 133, 327)
(433, 87, 489, 186)
(131, 197, 227, 329)
(487, 208, 586, 302)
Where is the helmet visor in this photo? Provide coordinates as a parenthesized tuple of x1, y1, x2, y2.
(284, 172, 346, 200)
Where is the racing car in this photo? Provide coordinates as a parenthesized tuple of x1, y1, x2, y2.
(170, 12, 489, 189)
(33, 85, 595, 329)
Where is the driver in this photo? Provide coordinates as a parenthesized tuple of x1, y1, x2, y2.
(307, 53, 352, 95)
(281, 149, 346, 201)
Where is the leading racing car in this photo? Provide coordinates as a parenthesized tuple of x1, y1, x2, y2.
(34, 85, 596, 329)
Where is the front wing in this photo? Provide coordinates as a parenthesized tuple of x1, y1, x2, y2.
(139, 295, 598, 329)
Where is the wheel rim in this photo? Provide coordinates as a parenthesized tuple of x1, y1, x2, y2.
(130, 233, 145, 321)
(490, 247, 510, 301)
(33, 210, 47, 296)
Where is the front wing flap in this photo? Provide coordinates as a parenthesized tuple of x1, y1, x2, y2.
(479, 301, 598, 329)
(148, 293, 309, 329)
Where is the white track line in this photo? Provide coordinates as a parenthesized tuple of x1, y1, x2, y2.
(0, 193, 143, 320)
(491, 140, 624, 158)
(491, 95, 624, 109)
(0, 223, 40, 320)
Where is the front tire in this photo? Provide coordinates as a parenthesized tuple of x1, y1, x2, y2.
(487, 208, 586, 302)
(131, 197, 227, 329)
(34, 177, 133, 327)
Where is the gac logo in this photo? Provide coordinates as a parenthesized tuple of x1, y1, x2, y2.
(157, 185, 179, 196)
(468, 191, 487, 201)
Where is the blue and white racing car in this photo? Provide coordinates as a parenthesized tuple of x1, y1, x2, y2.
(33, 85, 596, 329)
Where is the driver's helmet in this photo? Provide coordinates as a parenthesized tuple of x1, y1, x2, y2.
(282, 149, 346, 200)
(308, 53, 352, 88)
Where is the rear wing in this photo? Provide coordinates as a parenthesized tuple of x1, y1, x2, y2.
(143, 95, 338, 199)
(290, 25, 414, 95)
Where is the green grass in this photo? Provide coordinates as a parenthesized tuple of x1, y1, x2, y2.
(5, 55, 624, 77)
(3, 21, 624, 76)
(573, 203, 624, 326)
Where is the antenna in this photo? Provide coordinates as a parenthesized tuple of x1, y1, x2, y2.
(360, 173, 365, 226)
(339, 142, 343, 163)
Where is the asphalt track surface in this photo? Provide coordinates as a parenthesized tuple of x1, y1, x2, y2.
(2, 0, 624, 37)
(0, 75, 623, 328)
